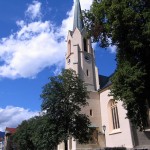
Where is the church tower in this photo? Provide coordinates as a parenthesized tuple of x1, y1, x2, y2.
(65, 0, 99, 91)
(59, 1, 103, 149)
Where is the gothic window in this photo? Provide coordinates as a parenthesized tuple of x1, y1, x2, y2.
(110, 100, 120, 130)
(83, 38, 88, 52)
(68, 40, 71, 55)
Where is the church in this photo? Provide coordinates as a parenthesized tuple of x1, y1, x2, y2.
(58, 0, 150, 149)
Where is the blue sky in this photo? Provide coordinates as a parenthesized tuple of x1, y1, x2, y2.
(0, 0, 116, 131)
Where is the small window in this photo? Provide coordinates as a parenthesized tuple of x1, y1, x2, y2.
(90, 109, 93, 116)
(68, 40, 71, 55)
(68, 59, 70, 64)
(111, 100, 120, 129)
(83, 38, 87, 52)
(86, 70, 89, 76)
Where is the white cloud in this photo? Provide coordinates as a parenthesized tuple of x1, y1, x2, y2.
(80, 0, 93, 10)
(0, 106, 38, 131)
(0, 21, 65, 78)
(26, 1, 42, 20)
(108, 45, 117, 53)
(0, 0, 93, 79)
(108, 38, 117, 53)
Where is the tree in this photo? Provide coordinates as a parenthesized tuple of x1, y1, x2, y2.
(41, 69, 92, 150)
(83, 0, 150, 130)
(13, 119, 35, 150)
(13, 115, 59, 150)
(30, 115, 61, 150)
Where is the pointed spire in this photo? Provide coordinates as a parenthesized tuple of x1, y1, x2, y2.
(73, 0, 84, 31)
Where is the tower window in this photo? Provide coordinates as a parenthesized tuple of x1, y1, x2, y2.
(90, 109, 93, 116)
(68, 59, 70, 64)
(83, 38, 88, 52)
(68, 40, 71, 55)
(86, 70, 89, 76)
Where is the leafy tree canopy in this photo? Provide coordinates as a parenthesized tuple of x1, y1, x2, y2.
(14, 69, 92, 150)
(13, 119, 36, 150)
(13, 115, 60, 150)
(41, 69, 92, 150)
(83, 0, 150, 130)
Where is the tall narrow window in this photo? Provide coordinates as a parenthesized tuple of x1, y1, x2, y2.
(86, 69, 89, 76)
(68, 40, 71, 55)
(90, 109, 93, 116)
(111, 100, 120, 129)
(83, 38, 87, 52)
(68, 59, 70, 64)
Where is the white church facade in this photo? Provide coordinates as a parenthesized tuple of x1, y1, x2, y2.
(58, 0, 150, 149)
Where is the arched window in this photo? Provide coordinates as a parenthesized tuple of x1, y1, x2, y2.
(108, 100, 120, 130)
(68, 40, 71, 55)
(111, 100, 120, 129)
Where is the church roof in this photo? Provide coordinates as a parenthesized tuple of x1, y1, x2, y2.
(99, 74, 112, 90)
(73, 0, 84, 32)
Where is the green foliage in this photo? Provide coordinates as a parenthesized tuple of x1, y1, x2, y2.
(30, 115, 60, 150)
(13, 115, 59, 150)
(14, 69, 91, 150)
(13, 119, 35, 150)
(110, 61, 148, 129)
(41, 69, 92, 148)
(83, 0, 150, 130)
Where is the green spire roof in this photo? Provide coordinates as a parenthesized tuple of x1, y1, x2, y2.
(73, 0, 84, 31)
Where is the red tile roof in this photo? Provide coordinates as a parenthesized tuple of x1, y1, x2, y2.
(5, 127, 16, 134)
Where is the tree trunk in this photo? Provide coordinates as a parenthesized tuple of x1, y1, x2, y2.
(64, 139, 68, 150)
